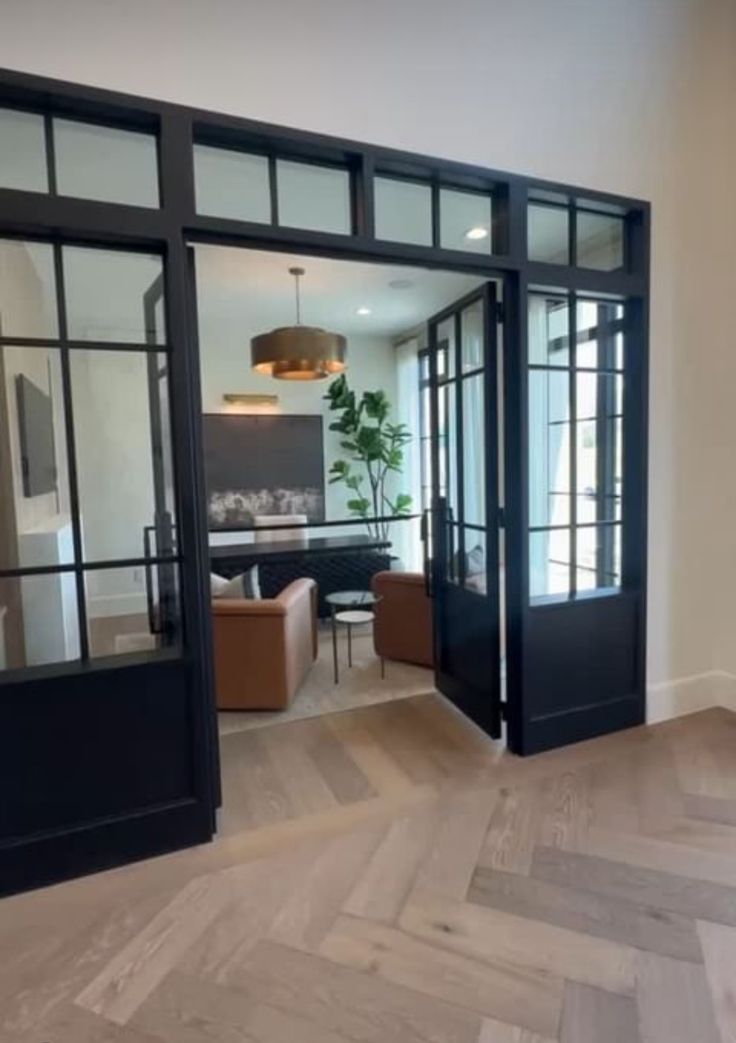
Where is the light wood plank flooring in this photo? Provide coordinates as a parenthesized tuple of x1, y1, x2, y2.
(2, 697, 736, 1041)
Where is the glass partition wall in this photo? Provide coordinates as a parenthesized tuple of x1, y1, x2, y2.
(528, 293, 624, 600)
(0, 239, 180, 669)
(0, 66, 649, 894)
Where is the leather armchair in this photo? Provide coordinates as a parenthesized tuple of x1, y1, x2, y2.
(212, 577, 318, 710)
(371, 571, 434, 668)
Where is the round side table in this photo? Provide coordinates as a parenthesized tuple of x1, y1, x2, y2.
(325, 590, 383, 684)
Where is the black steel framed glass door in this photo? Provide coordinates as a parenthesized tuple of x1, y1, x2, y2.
(0, 234, 217, 895)
(427, 283, 502, 738)
(504, 287, 648, 755)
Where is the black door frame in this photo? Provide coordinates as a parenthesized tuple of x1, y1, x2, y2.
(0, 66, 649, 894)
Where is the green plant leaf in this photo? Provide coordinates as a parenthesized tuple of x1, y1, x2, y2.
(356, 425, 383, 460)
(362, 389, 389, 423)
(325, 376, 413, 525)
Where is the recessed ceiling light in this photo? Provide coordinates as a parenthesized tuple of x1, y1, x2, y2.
(465, 226, 489, 240)
(356, 306, 372, 316)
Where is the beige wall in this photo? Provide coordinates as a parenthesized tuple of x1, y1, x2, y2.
(2, 0, 735, 686)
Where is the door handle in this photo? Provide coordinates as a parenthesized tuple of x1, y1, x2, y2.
(143, 524, 161, 636)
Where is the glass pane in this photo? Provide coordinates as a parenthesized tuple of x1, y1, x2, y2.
(576, 524, 621, 591)
(576, 300, 624, 369)
(577, 212, 624, 271)
(0, 346, 73, 570)
(54, 119, 159, 208)
(446, 522, 460, 584)
(0, 573, 80, 669)
(463, 373, 486, 527)
(438, 382, 457, 511)
(0, 239, 58, 339)
(528, 204, 569, 264)
(464, 528, 487, 593)
(0, 108, 48, 193)
(576, 371, 623, 418)
(576, 372, 623, 523)
(529, 369, 571, 528)
(63, 247, 165, 343)
(194, 144, 270, 222)
(436, 316, 455, 379)
(528, 295, 569, 366)
(70, 351, 175, 561)
(419, 352, 429, 383)
(461, 300, 484, 372)
(420, 391, 431, 440)
(440, 188, 492, 253)
(529, 529, 571, 599)
(374, 177, 432, 246)
(85, 563, 180, 658)
(277, 160, 351, 234)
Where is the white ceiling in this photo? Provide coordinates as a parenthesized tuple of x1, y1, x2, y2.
(193, 244, 488, 340)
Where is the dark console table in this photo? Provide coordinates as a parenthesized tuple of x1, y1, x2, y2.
(210, 535, 393, 618)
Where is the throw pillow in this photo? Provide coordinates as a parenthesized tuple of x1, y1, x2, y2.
(211, 566, 261, 600)
(210, 572, 230, 597)
(466, 543, 486, 576)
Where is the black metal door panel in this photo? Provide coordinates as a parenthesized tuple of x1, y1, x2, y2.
(505, 286, 648, 755)
(427, 284, 502, 738)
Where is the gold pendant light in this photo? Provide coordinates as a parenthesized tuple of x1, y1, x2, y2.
(251, 266, 347, 381)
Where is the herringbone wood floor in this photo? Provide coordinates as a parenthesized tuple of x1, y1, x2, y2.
(2, 695, 736, 1042)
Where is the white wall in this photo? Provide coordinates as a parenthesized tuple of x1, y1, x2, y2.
(2, 0, 736, 690)
(71, 350, 155, 616)
(0, 244, 70, 552)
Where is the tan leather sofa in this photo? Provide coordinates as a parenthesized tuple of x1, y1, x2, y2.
(212, 578, 318, 710)
(371, 571, 434, 668)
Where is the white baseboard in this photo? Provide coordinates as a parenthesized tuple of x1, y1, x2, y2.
(713, 670, 736, 712)
(647, 670, 736, 724)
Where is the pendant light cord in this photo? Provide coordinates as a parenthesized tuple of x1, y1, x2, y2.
(289, 266, 305, 326)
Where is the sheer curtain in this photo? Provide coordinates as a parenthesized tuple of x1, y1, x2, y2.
(392, 336, 422, 571)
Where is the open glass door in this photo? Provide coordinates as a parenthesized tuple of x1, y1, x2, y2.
(426, 283, 502, 738)
(504, 289, 647, 754)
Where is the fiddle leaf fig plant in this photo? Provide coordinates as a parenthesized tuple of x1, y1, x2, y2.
(324, 374, 412, 541)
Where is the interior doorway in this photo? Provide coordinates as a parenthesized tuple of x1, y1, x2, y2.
(191, 244, 506, 764)
(0, 65, 648, 895)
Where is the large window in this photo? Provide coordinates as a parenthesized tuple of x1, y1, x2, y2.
(528, 292, 624, 600)
(0, 239, 180, 673)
